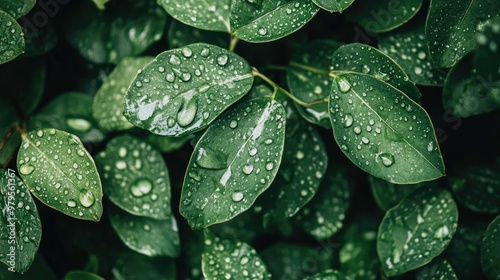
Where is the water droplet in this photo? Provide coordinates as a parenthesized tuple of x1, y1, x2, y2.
(258, 27, 267, 35)
(361, 137, 370, 144)
(242, 164, 254, 175)
(130, 178, 153, 197)
(195, 147, 227, 170)
(66, 118, 91, 131)
(232, 192, 244, 202)
(240, 256, 249, 265)
(414, 66, 423, 75)
(166, 72, 175, 82)
(180, 72, 192, 82)
(427, 141, 434, 152)
(380, 153, 395, 167)
(158, 66, 165, 73)
(116, 160, 127, 170)
(55, 183, 61, 189)
(265, 162, 274, 171)
(167, 117, 176, 127)
(200, 48, 210, 57)
(118, 147, 127, 158)
(216, 54, 229, 66)
(249, 147, 257, 156)
(79, 189, 95, 207)
(353, 126, 361, 134)
(344, 114, 354, 127)
(67, 200, 77, 208)
(264, 139, 273, 145)
(418, 51, 426, 59)
(135, 81, 143, 87)
(337, 77, 351, 93)
(229, 120, 238, 128)
(182, 48, 193, 57)
(177, 98, 198, 127)
(19, 164, 35, 175)
(362, 65, 371, 73)
(296, 151, 304, 159)
(169, 54, 181, 65)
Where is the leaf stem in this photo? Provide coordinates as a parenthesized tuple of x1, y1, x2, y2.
(289, 61, 330, 75)
(229, 36, 239, 52)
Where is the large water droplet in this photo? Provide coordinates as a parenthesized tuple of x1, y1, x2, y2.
(242, 164, 254, 175)
(232, 192, 244, 202)
(337, 77, 351, 93)
(229, 120, 238, 128)
(182, 47, 193, 57)
(169, 54, 181, 65)
(200, 48, 210, 57)
(166, 72, 175, 83)
(177, 97, 198, 127)
(216, 54, 229, 66)
(258, 27, 267, 35)
(130, 178, 153, 197)
(66, 118, 92, 131)
(195, 147, 227, 170)
(344, 114, 354, 127)
(79, 189, 95, 207)
(380, 153, 395, 167)
(19, 164, 35, 175)
(265, 162, 274, 171)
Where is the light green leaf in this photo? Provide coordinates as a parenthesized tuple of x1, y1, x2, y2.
(108, 205, 180, 257)
(93, 57, 153, 132)
(29, 92, 104, 143)
(287, 39, 342, 128)
(312, 0, 354, 13)
(124, 43, 254, 137)
(340, 226, 379, 280)
(16, 128, 103, 221)
(329, 72, 444, 184)
(378, 24, 448, 86)
(377, 186, 458, 277)
(346, 0, 422, 33)
(293, 166, 352, 239)
(369, 175, 429, 211)
(332, 43, 421, 102)
(0, 9, 24, 64)
(180, 98, 285, 229)
(63, 270, 104, 280)
(230, 0, 319, 43)
(202, 231, 271, 279)
(95, 135, 172, 219)
(0, 170, 41, 273)
(112, 251, 177, 280)
(91, 0, 108, 10)
(0, 0, 36, 18)
(481, 215, 500, 279)
(303, 270, 348, 280)
(425, 0, 500, 68)
(167, 19, 229, 49)
(416, 259, 458, 280)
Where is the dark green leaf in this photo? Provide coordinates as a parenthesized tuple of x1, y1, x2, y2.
(145, 133, 191, 153)
(416, 258, 457, 280)
(16, 129, 103, 221)
(210, 206, 266, 243)
(474, 17, 500, 82)
(63, 271, 104, 280)
(167, 19, 229, 50)
(329, 72, 444, 183)
(112, 251, 177, 280)
(377, 186, 458, 276)
(180, 98, 285, 229)
(304, 270, 348, 280)
(425, 0, 500, 68)
(108, 205, 180, 257)
(124, 43, 254, 137)
(0, 9, 24, 63)
(340, 226, 379, 280)
(480, 215, 500, 279)
(0, 253, 56, 280)
(95, 135, 172, 219)
(312, 0, 354, 13)
(0, 0, 35, 18)
(93, 57, 153, 132)
(0, 100, 19, 166)
(22, 21, 58, 57)
(0, 170, 41, 273)
(369, 175, 429, 211)
(230, 0, 319, 43)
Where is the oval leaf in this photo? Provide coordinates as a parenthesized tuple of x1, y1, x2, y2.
(0, 10, 24, 64)
(340, 226, 379, 280)
(312, 0, 354, 13)
(180, 98, 286, 229)
(377, 186, 458, 276)
(95, 135, 172, 219)
(329, 72, 445, 183)
(416, 259, 458, 280)
(480, 215, 500, 279)
(124, 43, 254, 137)
(0, 0, 36, 18)
(369, 175, 430, 211)
(0, 169, 41, 273)
(16, 128, 103, 221)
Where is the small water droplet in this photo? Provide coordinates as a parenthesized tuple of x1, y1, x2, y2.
(182, 48, 193, 57)
(67, 200, 77, 208)
(296, 150, 304, 159)
(116, 161, 127, 170)
(264, 139, 273, 145)
(353, 126, 361, 134)
(344, 114, 354, 127)
(79, 189, 95, 207)
(216, 54, 229, 66)
(130, 178, 153, 197)
(135, 81, 143, 87)
(181, 72, 192, 82)
(169, 54, 181, 65)
(361, 137, 369, 144)
(19, 164, 35, 175)
(166, 72, 175, 82)
(258, 27, 267, 35)
(229, 120, 238, 128)
(265, 162, 274, 171)
(427, 141, 434, 152)
(249, 147, 257, 156)
(36, 130, 44, 137)
(200, 48, 210, 57)
(158, 66, 165, 73)
(337, 77, 351, 93)
(242, 164, 254, 175)
(380, 153, 395, 167)
(118, 147, 127, 158)
(362, 65, 371, 73)
(232, 192, 244, 202)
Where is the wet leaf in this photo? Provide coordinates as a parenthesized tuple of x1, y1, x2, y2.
(95, 135, 172, 219)
(230, 0, 319, 43)
(108, 205, 180, 257)
(369, 175, 428, 211)
(63, 270, 104, 280)
(202, 231, 271, 279)
(0, 10, 24, 64)
(180, 98, 285, 229)
(93, 57, 153, 132)
(303, 270, 348, 280)
(167, 19, 229, 50)
(378, 24, 448, 86)
(346, 0, 422, 33)
(287, 39, 341, 128)
(425, 0, 500, 68)
(0, 0, 36, 18)
(0, 170, 41, 273)
(124, 43, 254, 137)
(329, 72, 444, 184)
(481, 215, 500, 279)
(340, 226, 379, 280)
(293, 166, 352, 239)
(377, 186, 458, 277)
(312, 0, 354, 13)
(30, 92, 104, 143)
(16, 128, 103, 221)
(0, 253, 56, 279)
(415, 258, 457, 280)
(474, 16, 500, 83)
(112, 251, 176, 280)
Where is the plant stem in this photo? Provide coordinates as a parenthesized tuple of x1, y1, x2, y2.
(289, 61, 330, 75)
(229, 36, 239, 52)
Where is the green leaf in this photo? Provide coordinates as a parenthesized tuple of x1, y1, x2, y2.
(124, 43, 254, 137)
(0, 9, 24, 64)
(180, 98, 285, 229)
(210, 206, 266, 243)
(293, 166, 352, 239)
(65, 1, 167, 64)
(0, 100, 20, 166)
(329, 72, 444, 184)
(112, 251, 177, 280)
(91, 0, 108, 10)
(474, 17, 500, 82)
(16, 128, 103, 221)
(230, 0, 319, 43)
(287, 39, 342, 128)
(108, 205, 180, 257)
(481, 215, 500, 279)
(346, 0, 422, 33)
(0, 0, 36, 18)
(378, 24, 448, 86)
(167, 19, 229, 49)
(312, 0, 354, 13)
(332, 43, 421, 102)
(369, 175, 428, 211)
(0, 170, 41, 273)
(95, 135, 172, 219)
(415, 259, 457, 280)
(29, 92, 104, 143)
(145, 133, 191, 153)
(63, 270, 104, 280)
(158, 0, 231, 32)
(93, 57, 153, 132)
(23, 21, 58, 57)
(340, 226, 379, 280)
(202, 231, 271, 279)
(377, 186, 458, 276)
(425, 0, 500, 68)
(304, 270, 348, 280)
(0, 253, 56, 280)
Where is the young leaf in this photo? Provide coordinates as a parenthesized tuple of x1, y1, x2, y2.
(425, 0, 500, 68)
(415, 259, 458, 280)
(202, 231, 271, 279)
(346, 0, 422, 33)
(158, 0, 231, 32)
(180, 98, 285, 229)
(0, 0, 36, 18)
(377, 186, 458, 277)
(108, 205, 180, 257)
(93, 57, 153, 132)
(329, 72, 445, 184)
(480, 215, 500, 279)
(63, 270, 104, 280)
(0, 10, 24, 64)
(303, 270, 348, 280)
(167, 19, 229, 50)
(0, 170, 42, 273)
(124, 43, 254, 137)
(312, 0, 354, 13)
(369, 175, 429, 211)
(95, 135, 172, 220)
(230, 0, 319, 43)
(16, 129, 103, 221)
(287, 39, 342, 128)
